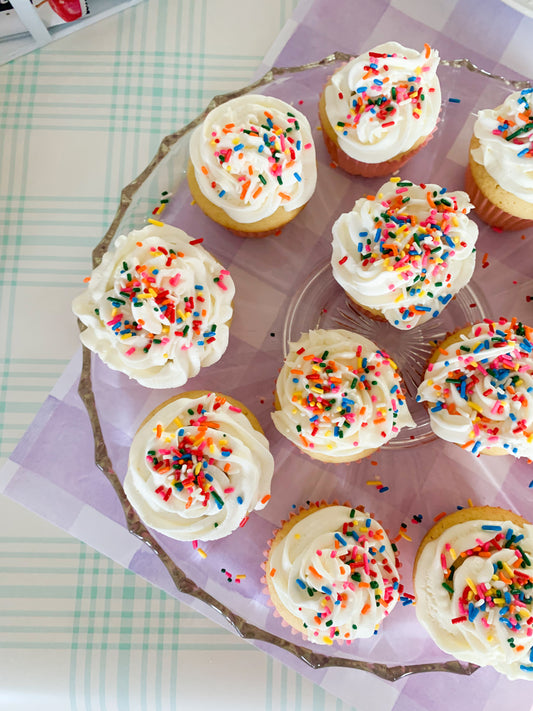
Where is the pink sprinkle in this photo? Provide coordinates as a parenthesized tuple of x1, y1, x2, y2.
(169, 273, 181, 287)
(229, 405, 242, 413)
(125, 347, 135, 356)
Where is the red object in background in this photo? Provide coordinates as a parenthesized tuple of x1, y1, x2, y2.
(35, 0, 88, 23)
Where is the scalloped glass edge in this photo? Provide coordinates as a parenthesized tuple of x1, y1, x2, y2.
(77, 53, 532, 682)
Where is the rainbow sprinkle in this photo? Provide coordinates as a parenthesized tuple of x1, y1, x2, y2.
(440, 524, 533, 659)
(334, 46, 436, 139)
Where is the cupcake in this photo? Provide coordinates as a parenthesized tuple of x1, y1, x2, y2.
(413, 505, 533, 680)
(271, 328, 415, 462)
(187, 94, 317, 237)
(264, 502, 401, 645)
(465, 88, 533, 231)
(72, 222, 235, 388)
(124, 391, 274, 541)
(331, 178, 479, 330)
(416, 318, 533, 458)
(318, 42, 441, 177)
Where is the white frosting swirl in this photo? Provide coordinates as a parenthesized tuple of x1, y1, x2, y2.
(324, 42, 441, 163)
(188, 94, 317, 223)
(414, 515, 533, 680)
(472, 88, 533, 203)
(124, 392, 274, 541)
(271, 329, 415, 459)
(72, 223, 234, 388)
(417, 319, 533, 458)
(331, 179, 478, 330)
(268, 505, 401, 644)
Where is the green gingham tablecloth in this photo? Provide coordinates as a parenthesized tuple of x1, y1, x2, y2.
(0, 2, 353, 708)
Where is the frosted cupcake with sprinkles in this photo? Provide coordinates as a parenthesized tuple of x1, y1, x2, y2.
(263, 502, 402, 645)
(416, 318, 533, 458)
(72, 222, 234, 388)
(271, 328, 415, 462)
(466, 88, 533, 230)
(124, 391, 274, 542)
(318, 42, 441, 177)
(187, 94, 317, 237)
(331, 178, 478, 330)
(413, 505, 533, 680)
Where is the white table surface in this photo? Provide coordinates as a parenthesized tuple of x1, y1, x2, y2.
(2, 1, 533, 710)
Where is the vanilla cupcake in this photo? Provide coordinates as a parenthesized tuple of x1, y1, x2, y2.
(416, 318, 533, 457)
(124, 391, 274, 541)
(187, 94, 317, 237)
(271, 328, 415, 461)
(72, 222, 235, 388)
(466, 88, 533, 230)
(331, 179, 478, 330)
(413, 505, 533, 680)
(318, 42, 441, 177)
(264, 502, 401, 645)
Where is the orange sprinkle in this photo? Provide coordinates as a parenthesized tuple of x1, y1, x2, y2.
(279, 192, 291, 201)
(261, 494, 271, 505)
(361, 603, 371, 615)
(201, 165, 208, 175)
(252, 187, 263, 199)
(240, 180, 251, 200)
(434, 511, 447, 522)
(156, 424, 163, 438)
(83, 276, 91, 283)
(424, 43, 431, 58)
(309, 565, 322, 578)
(269, 568, 276, 577)
(358, 581, 370, 589)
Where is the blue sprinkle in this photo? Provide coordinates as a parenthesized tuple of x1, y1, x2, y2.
(334, 533, 346, 546)
(356, 86, 367, 94)
(296, 578, 306, 590)
(237, 496, 243, 505)
(221, 451, 231, 457)
(517, 147, 530, 158)
(195, 284, 204, 290)
(481, 525, 502, 531)
(233, 143, 244, 151)
(448, 97, 461, 103)
(218, 190, 226, 198)
(294, 172, 302, 182)
(472, 441, 482, 454)
(321, 586, 332, 595)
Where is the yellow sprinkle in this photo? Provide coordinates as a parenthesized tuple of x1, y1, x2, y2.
(466, 578, 477, 595)
(111, 307, 118, 317)
(322, 636, 333, 645)
(468, 401, 483, 413)
(366, 480, 383, 486)
(468, 498, 474, 507)
(120, 333, 132, 340)
(235, 574, 246, 581)
(294, 533, 300, 539)
(197, 548, 207, 559)
(190, 199, 196, 206)
(400, 530, 412, 541)
(148, 218, 164, 227)
(390, 177, 401, 183)
(502, 562, 515, 578)
(449, 547, 456, 559)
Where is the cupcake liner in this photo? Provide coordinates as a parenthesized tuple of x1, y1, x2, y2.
(320, 109, 438, 177)
(465, 164, 533, 231)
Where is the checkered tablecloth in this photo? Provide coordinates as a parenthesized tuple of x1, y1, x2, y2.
(1, 1, 533, 710)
